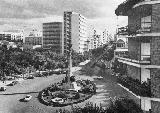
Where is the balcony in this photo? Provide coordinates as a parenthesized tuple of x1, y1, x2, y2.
(117, 26, 128, 35)
(117, 54, 150, 65)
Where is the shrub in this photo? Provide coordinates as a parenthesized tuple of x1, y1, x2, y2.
(56, 97, 142, 113)
(70, 76, 76, 82)
(117, 76, 151, 97)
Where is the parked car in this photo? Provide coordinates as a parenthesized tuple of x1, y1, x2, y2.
(61, 69, 68, 74)
(8, 77, 15, 80)
(53, 69, 62, 74)
(27, 76, 34, 79)
(8, 81, 18, 86)
(23, 95, 32, 102)
(34, 73, 42, 77)
(0, 86, 6, 91)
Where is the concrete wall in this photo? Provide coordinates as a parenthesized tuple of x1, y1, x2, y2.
(128, 38, 141, 60)
(150, 36, 160, 113)
(152, 4, 160, 32)
(127, 65, 141, 80)
(151, 101, 160, 113)
(141, 68, 150, 82)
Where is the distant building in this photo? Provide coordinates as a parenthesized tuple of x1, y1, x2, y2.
(102, 29, 109, 44)
(0, 31, 24, 42)
(0, 32, 12, 41)
(114, 26, 128, 59)
(43, 22, 63, 54)
(29, 29, 42, 37)
(64, 11, 88, 54)
(92, 30, 100, 49)
(24, 36, 42, 49)
(87, 25, 94, 50)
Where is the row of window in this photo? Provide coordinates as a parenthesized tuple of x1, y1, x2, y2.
(43, 30, 62, 33)
(43, 38, 61, 41)
(43, 35, 61, 37)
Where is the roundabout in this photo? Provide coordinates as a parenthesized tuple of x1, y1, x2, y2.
(38, 76, 96, 107)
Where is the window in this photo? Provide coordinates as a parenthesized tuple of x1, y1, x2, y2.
(141, 16, 151, 32)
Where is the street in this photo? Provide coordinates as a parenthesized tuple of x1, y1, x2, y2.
(0, 74, 65, 113)
(0, 66, 128, 113)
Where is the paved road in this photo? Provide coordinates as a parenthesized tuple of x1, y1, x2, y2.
(0, 67, 129, 113)
(0, 74, 65, 113)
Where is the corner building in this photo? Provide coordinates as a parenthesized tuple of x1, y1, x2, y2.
(116, 0, 160, 112)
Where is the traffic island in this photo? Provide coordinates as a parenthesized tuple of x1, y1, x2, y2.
(38, 76, 96, 107)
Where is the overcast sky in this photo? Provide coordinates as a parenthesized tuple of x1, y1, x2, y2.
(0, 0, 127, 35)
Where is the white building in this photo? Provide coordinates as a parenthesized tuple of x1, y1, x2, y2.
(0, 31, 24, 42)
(29, 29, 42, 37)
(64, 11, 88, 54)
(11, 32, 24, 41)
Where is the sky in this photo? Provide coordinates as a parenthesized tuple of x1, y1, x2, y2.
(0, 0, 128, 35)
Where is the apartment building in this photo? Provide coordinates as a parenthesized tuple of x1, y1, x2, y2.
(43, 22, 63, 54)
(102, 29, 109, 44)
(29, 29, 42, 37)
(24, 36, 42, 49)
(114, 26, 128, 58)
(116, 0, 160, 112)
(0, 31, 24, 42)
(64, 11, 88, 54)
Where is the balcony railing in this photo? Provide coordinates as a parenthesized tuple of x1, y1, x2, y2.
(117, 26, 128, 35)
(141, 55, 150, 63)
(117, 54, 150, 64)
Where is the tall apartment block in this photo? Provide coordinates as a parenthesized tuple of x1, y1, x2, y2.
(43, 22, 64, 54)
(116, 0, 160, 112)
(64, 11, 88, 54)
(102, 29, 108, 44)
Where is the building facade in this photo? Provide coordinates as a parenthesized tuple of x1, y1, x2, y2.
(24, 36, 42, 49)
(0, 31, 24, 42)
(29, 29, 42, 37)
(116, 0, 160, 112)
(114, 26, 128, 58)
(64, 11, 88, 54)
(102, 29, 108, 44)
(43, 22, 63, 54)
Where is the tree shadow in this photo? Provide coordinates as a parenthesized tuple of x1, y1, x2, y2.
(0, 91, 39, 95)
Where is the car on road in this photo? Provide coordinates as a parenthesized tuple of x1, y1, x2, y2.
(27, 76, 35, 79)
(0, 86, 6, 91)
(61, 69, 68, 74)
(53, 69, 62, 75)
(8, 81, 18, 86)
(23, 95, 32, 102)
(8, 77, 15, 80)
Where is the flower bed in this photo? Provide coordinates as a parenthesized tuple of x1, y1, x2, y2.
(117, 76, 151, 97)
(38, 77, 96, 107)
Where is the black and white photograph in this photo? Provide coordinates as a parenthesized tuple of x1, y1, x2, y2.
(0, 0, 158, 113)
